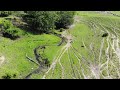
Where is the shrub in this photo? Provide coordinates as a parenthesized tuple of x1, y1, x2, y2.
(2, 73, 17, 79)
(59, 28, 64, 32)
(2, 73, 12, 79)
(0, 19, 24, 40)
(11, 11, 26, 17)
(43, 58, 50, 67)
(0, 11, 12, 17)
(3, 27, 23, 40)
(1, 20, 13, 29)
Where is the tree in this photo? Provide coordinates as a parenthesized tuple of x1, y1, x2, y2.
(55, 11, 75, 29)
(25, 11, 58, 33)
(23, 11, 75, 33)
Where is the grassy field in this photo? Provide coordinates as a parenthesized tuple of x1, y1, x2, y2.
(40, 11, 120, 79)
(1, 11, 120, 79)
(0, 32, 61, 78)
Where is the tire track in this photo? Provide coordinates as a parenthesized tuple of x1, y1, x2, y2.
(0, 56, 5, 67)
(42, 30, 73, 79)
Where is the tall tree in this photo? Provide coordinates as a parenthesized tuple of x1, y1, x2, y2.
(25, 11, 58, 33)
(55, 11, 75, 29)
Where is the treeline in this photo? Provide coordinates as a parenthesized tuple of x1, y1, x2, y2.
(1, 11, 75, 31)
(0, 11, 75, 39)
(0, 11, 25, 17)
(24, 11, 75, 33)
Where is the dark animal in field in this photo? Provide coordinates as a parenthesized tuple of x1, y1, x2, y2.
(102, 33, 108, 37)
(81, 46, 84, 47)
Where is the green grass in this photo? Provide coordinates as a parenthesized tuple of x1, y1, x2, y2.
(40, 11, 120, 79)
(1, 11, 120, 79)
(0, 15, 62, 79)
(0, 33, 61, 79)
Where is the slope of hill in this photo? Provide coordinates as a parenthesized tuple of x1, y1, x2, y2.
(40, 11, 120, 79)
(1, 11, 120, 79)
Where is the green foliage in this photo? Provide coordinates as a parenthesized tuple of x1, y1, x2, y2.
(25, 11, 58, 33)
(24, 11, 75, 33)
(1, 20, 13, 29)
(55, 11, 75, 29)
(11, 11, 26, 17)
(2, 73, 12, 79)
(0, 11, 24, 17)
(0, 33, 61, 79)
(3, 27, 24, 39)
(59, 28, 64, 32)
(0, 19, 24, 40)
(43, 58, 50, 67)
(0, 11, 12, 17)
(1, 70, 18, 79)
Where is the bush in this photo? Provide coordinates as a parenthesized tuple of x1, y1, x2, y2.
(1, 20, 13, 29)
(2, 73, 12, 79)
(0, 19, 24, 40)
(59, 28, 64, 32)
(3, 27, 23, 40)
(2, 73, 17, 79)
(25, 11, 59, 34)
(43, 58, 50, 67)
(11, 11, 26, 17)
(55, 11, 75, 29)
(0, 11, 12, 17)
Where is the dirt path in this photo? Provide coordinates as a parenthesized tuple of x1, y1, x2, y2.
(0, 56, 5, 67)
(42, 14, 120, 79)
(42, 29, 73, 79)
